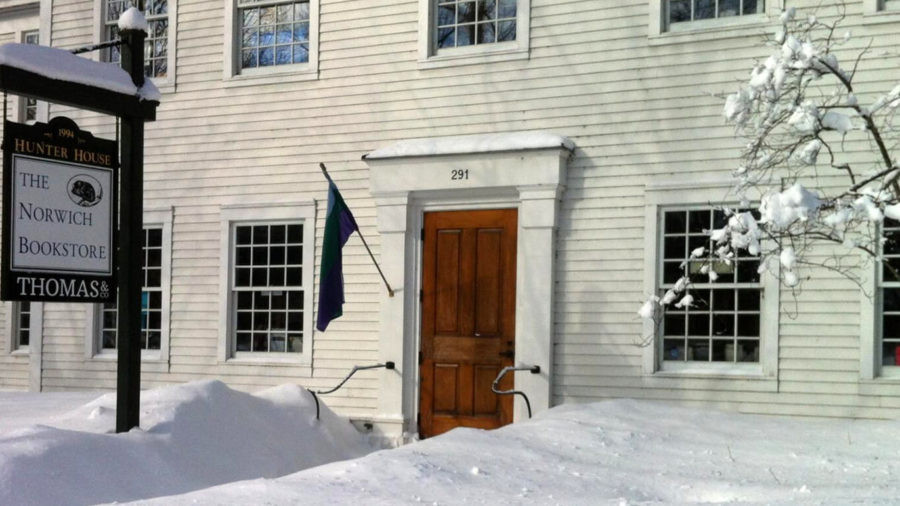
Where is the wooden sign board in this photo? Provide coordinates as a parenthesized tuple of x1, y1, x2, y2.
(1, 117, 117, 302)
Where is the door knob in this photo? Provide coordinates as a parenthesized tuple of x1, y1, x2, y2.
(499, 350, 514, 358)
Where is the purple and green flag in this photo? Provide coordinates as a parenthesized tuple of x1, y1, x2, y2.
(316, 181, 359, 332)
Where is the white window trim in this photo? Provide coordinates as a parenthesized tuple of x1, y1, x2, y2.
(863, 0, 900, 21)
(222, 0, 319, 86)
(92, 0, 177, 92)
(6, 301, 42, 355)
(417, 0, 530, 69)
(85, 207, 173, 362)
(649, 0, 779, 41)
(641, 179, 779, 384)
(860, 227, 900, 385)
(218, 201, 315, 366)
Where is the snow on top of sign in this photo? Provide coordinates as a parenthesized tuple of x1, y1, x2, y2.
(364, 131, 575, 159)
(118, 7, 148, 32)
(0, 43, 159, 102)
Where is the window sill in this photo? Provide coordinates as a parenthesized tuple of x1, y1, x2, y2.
(225, 353, 311, 368)
(418, 46, 529, 70)
(859, 367, 900, 395)
(644, 364, 777, 391)
(649, 14, 770, 45)
(862, 9, 900, 24)
(223, 66, 318, 88)
(10, 348, 29, 357)
(89, 350, 165, 362)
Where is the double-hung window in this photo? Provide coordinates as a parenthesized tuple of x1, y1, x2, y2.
(99, 227, 164, 352)
(232, 223, 305, 353)
(101, 0, 171, 79)
(14, 302, 31, 351)
(219, 203, 314, 363)
(651, 0, 765, 36)
(435, 0, 517, 50)
(881, 218, 900, 367)
(658, 207, 763, 367)
(225, 0, 318, 80)
(667, 0, 762, 26)
(419, 0, 530, 65)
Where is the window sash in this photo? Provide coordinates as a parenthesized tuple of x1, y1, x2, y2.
(230, 222, 305, 353)
(15, 301, 30, 349)
(100, 227, 163, 351)
(658, 207, 762, 364)
(103, 0, 168, 78)
(667, 0, 762, 25)
(237, 0, 310, 70)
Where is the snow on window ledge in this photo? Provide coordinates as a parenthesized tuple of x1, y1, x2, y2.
(364, 131, 575, 160)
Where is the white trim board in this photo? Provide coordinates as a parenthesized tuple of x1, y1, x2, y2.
(366, 132, 572, 441)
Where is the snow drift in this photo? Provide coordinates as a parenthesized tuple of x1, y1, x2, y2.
(138, 399, 900, 505)
(0, 380, 371, 505)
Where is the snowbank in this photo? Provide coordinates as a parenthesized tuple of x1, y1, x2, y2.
(0, 380, 370, 505)
(137, 399, 900, 505)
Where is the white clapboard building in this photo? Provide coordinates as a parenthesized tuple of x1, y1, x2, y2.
(2, 0, 900, 442)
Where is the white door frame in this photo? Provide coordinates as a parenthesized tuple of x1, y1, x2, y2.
(365, 134, 572, 440)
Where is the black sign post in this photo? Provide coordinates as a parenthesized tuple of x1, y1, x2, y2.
(0, 22, 157, 433)
(116, 26, 146, 434)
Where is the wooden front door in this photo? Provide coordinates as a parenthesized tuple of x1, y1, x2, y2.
(419, 209, 517, 438)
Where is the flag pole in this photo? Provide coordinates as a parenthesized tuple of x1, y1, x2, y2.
(320, 163, 395, 298)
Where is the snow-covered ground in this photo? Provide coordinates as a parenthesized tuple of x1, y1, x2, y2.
(2, 382, 899, 505)
(0, 381, 370, 505)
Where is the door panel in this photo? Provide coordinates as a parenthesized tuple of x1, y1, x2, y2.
(419, 209, 517, 438)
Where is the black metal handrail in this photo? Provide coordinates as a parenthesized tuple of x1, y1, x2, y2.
(307, 361, 395, 420)
(491, 365, 541, 418)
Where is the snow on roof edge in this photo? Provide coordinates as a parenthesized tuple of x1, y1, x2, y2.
(364, 131, 575, 160)
(0, 43, 159, 103)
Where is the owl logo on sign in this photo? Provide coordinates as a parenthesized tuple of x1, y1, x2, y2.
(67, 175, 103, 207)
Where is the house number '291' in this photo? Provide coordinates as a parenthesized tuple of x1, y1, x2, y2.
(451, 169, 469, 180)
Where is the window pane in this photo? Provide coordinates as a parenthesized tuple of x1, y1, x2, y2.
(719, 0, 739, 16)
(737, 289, 760, 311)
(737, 314, 760, 337)
(885, 288, 900, 312)
(688, 210, 710, 233)
(288, 334, 302, 352)
(713, 313, 735, 337)
(664, 338, 685, 360)
(712, 289, 734, 311)
(712, 340, 734, 361)
(687, 313, 709, 336)
(497, 20, 516, 42)
(742, 0, 758, 14)
(663, 236, 685, 260)
(663, 313, 685, 336)
(694, 0, 714, 19)
(736, 340, 759, 362)
(498, 0, 516, 18)
(687, 339, 710, 361)
(883, 341, 900, 365)
(479, 0, 496, 20)
(664, 211, 686, 234)
(478, 22, 496, 44)
(669, 0, 691, 22)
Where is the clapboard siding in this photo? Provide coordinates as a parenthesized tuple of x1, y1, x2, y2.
(16, 0, 895, 420)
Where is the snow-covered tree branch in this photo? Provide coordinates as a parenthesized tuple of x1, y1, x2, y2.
(639, 6, 900, 332)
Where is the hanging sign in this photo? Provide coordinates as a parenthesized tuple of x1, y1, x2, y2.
(1, 117, 117, 302)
